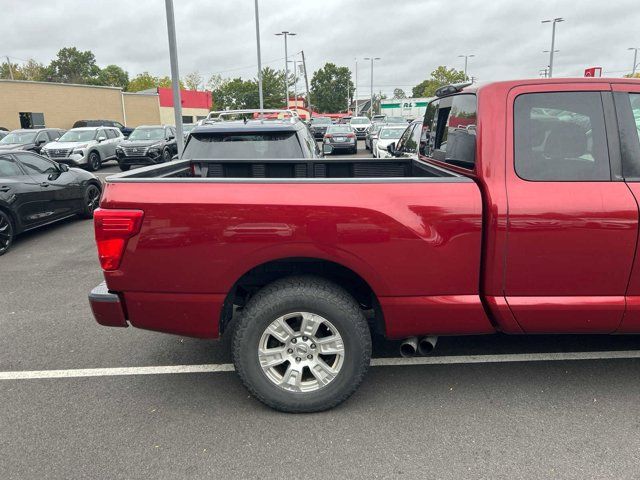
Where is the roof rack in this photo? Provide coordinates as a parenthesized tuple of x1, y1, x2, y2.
(204, 109, 301, 124)
(434, 81, 473, 98)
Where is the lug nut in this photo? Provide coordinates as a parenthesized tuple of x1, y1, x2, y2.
(302, 336, 308, 341)
(287, 348, 293, 354)
(310, 344, 316, 349)
(307, 354, 313, 359)
(295, 357, 301, 362)
(291, 338, 297, 344)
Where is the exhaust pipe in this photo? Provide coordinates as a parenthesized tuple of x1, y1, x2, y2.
(417, 336, 438, 356)
(400, 336, 418, 357)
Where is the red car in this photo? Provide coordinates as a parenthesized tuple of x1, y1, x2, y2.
(89, 78, 640, 412)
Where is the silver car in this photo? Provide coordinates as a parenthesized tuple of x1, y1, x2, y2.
(41, 127, 123, 171)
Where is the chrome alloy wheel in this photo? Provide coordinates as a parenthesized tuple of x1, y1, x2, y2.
(258, 312, 345, 393)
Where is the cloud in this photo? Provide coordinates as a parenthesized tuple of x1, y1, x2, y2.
(2, 0, 639, 98)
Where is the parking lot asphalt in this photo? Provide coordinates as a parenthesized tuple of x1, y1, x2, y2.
(2, 141, 640, 479)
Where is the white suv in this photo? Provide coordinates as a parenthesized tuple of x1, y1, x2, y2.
(42, 127, 124, 171)
(349, 116, 372, 139)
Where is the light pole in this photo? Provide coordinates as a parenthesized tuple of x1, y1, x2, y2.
(164, 0, 184, 155)
(354, 58, 358, 115)
(363, 57, 380, 117)
(458, 54, 475, 77)
(275, 31, 296, 108)
(629, 47, 640, 76)
(254, 0, 264, 113)
(542, 18, 564, 78)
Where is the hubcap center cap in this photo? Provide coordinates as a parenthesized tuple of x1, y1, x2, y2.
(294, 343, 309, 357)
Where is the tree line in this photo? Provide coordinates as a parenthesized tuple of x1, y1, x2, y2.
(0, 47, 468, 113)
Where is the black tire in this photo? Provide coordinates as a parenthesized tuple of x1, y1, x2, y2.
(0, 210, 14, 256)
(79, 183, 101, 219)
(233, 275, 371, 413)
(118, 163, 131, 172)
(162, 148, 172, 163)
(87, 151, 101, 171)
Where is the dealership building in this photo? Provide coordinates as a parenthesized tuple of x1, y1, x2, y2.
(0, 79, 212, 131)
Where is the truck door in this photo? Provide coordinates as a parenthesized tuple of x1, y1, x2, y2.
(504, 84, 638, 333)
(613, 83, 640, 333)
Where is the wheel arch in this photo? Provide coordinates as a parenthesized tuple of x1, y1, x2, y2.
(0, 204, 19, 233)
(219, 257, 385, 337)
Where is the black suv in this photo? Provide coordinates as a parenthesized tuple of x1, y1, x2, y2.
(0, 128, 65, 154)
(183, 110, 322, 160)
(73, 119, 134, 137)
(115, 125, 178, 171)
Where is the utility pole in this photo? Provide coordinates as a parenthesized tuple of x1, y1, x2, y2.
(364, 57, 380, 117)
(458, 54, 475, 77)
(5, 56, 14, 80)
(164, 0, 184, 155)
(542, 18, 564, 78)
(354, 58, 358, 115)
(276, 31, 296, 108)
(301, 50, 311, 119)
(539, 67, 549, 78)
(254, 0, 264, 113)
(629, 47, 640, 76)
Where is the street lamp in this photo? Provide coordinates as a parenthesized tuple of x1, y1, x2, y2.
(354, 58, 358, 115)
(275, 31, 296, 108)
(458, 54, 475, 77)
(363, 57, 380, 117)
(254, 0, 264, 113)
(164, 0, 184, 155)
(541, 18, 564, 78)
(629, 47, 640, 76)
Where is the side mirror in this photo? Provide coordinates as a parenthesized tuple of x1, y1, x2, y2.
(36, 139, 46, 146)
(167, 134, 175, 140)
(387, 142, 396, 155)
(97, 136, 106, 142)
(58, 163, 69, 172)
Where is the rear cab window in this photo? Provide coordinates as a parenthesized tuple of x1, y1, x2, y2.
(614, 91, 640, 180)
(421, 94, 477, 170)
(183, 131, 304, 159)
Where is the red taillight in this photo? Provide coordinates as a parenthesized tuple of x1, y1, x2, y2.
(346, 133, 355, 138)
(94, 208, 144, 271)
(324, 133, 333, 139)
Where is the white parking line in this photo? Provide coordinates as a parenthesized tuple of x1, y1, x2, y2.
(1, 350, 639, 381)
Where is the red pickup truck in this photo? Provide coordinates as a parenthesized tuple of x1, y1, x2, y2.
(89, 78, 640, 412)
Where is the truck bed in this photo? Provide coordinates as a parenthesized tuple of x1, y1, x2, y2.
(108, 157, 461, 181)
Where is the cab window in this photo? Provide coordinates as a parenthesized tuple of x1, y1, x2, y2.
(616, 92, 640, 180)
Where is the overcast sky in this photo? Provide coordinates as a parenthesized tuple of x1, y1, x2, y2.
(2, 0, 639, 98)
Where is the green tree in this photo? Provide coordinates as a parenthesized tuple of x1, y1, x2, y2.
(128, 72, 183, 92)
(412, 66, 468, 97)
(259, 67, 286, 108)
(310, 63, 353, 113)
(95, 64, 129, 90)
(212, 77, 257, 109)
(393, 88, 406, 99)
(44, 47, 100, 84)
(183, 71, 203, 90)
(1, 58, 46, 81)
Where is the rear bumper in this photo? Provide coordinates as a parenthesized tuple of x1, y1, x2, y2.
(88, 282, 128, 327)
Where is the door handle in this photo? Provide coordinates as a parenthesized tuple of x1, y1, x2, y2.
(40, 182, 50, 187)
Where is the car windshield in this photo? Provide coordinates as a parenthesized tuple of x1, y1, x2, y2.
(58, 130, 97, 142)
(386, 117, 406, 124)
(311, 117, 332, 125)
(379, 127, 406, 139)
(128, 128, 165, 141)
(0, 132, 37, 144)
(183, 124, 195, 132)
(327, 125, 352, 134)
(350, 117, 370, 124)
(183, 132, 303, 159)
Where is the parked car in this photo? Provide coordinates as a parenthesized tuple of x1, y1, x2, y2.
(0, 151, 101, 255)
(349, 116, 372, 139)
(72, 119, 134, 138)
(0, 130, 7, 140)
(322, 124, 357, 154)
(374, 124, 411, 158)
(182, 123, 195, 140)
(385, 116, 408, 124)
(115, 125, 177, 171)
(0, 128, 65, 154)
(183, 109, 321, 160)
(309, 116, 332, 139)
(42, 127, 124, 171)
(364, 123, 383, 151)
(371, 114, 386, 123)
(89, 78, 640, 413)
(384, 119, 423, 160)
